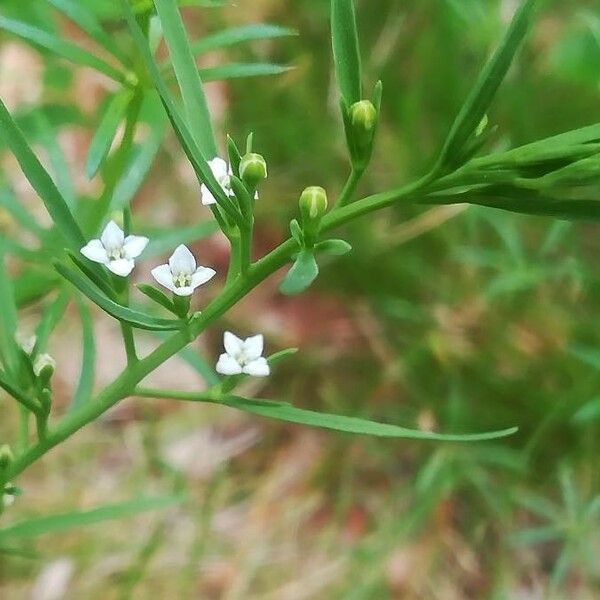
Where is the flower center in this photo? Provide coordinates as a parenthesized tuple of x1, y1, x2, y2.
(234, 350, 250, 366)
(172, 271, 192, 288)
(106, 246, 125, 261)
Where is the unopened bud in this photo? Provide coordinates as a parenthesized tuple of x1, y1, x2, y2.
(349, 100, 377, 142)
(239, 153, 267, 187)
(299, 186, 328, 222)
(16, 332, 36, 355)
(0, 445, 13, 471)
(34, 353, 56, 384)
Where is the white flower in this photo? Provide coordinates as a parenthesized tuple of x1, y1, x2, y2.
(80, 220, 149, 277)
(2, 484, 15, 508)
(151, 244, 216, 297)
(201, 156, 259, 206)
(216, 331, 270, 377)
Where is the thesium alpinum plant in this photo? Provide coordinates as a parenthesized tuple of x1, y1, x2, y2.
(0, 0, 598, 537)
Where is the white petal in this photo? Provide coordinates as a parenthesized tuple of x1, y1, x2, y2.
(243, 334, 264, 361)
(208, 157, 228, 179)
(243, 357, 270, 377)
(100, 220, 124, 250)
(216, 353, 243, 375)
(224, 331, 244, 357)
(190, 266, 216, 289)
(151, 264, 176, 292)
(80, 239, 109, 264)
(200, 183, 217, 205)
(169, 244, 196, 274)
(172, 285, 194, 297)
(123, 235, 149, 259)
(107, 258, 135, 277)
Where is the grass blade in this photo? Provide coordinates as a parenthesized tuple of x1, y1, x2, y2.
(0, 495, 183, 541)
(331, 0, 362, 105)
(438, 0, 537, 167)
(85, 90, 133, 179)
(0, 240, 19, 373)
(199, 62, 292, 81)
(221, 395, 518, 441)
(0, 15, 125, 83)
(0, 98, 85, 251)
(153, 0, 217, 158)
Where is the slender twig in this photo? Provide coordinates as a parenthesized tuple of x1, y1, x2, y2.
(334, 167, 364, 209)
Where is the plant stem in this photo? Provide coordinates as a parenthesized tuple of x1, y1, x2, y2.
(334, 167, 364, 209)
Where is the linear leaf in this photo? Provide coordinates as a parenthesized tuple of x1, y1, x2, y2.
(56, 263, 181, 331)
(438, 0, 537, 166)
(189, 23, 296, 56)
(0, 99, 85, 251)
(0, 495, 183, 540)
(0, 15, 125, 82)
(85, 90, 133, 179)
(331, 0, 362, 105)
(70, 298, 95, 410)
(34, 288, 70, 355)
(199, 62, 292, 81)
(153, 0, 217, 158)
(221, 395, 518, 441)
(0, 240, 18, 373)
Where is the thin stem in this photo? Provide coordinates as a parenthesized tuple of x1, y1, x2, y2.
(239, 221, 253, 275)
(334, 167, 364, 209)
(226, 231, 242, 284)
(135, 387, 216, 402)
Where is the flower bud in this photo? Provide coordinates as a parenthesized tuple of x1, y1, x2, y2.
(16, 332, 36, 355)
(299, 186, 328, 222)
(0, 445, 13, 471)
(239, 153, 267, 187)
(349, 100, 377, 142)
(34, 353, 56, 385)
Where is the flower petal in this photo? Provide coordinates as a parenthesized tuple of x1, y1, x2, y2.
(190, 266, 216, 289)
(123, 235, 149, 259)
(100, 220, 124, 250)
(169, 244, 196, 275)
(208, 157, 228, 179)
(151, 264, 176, 292)
(80, 239, 109, 264)
(243, 357, 270, 377)
(224, 331, 244, 357)
(200, 183, 217, 205)
(243, 334, 264, 361)
(107, 258, 135, 277)
(172, 285, 194, 297)
(216, 353, 243, 375)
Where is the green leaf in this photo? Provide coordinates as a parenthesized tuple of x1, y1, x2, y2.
(0, 240, 18, 374)
(0, 99, 86, 251)
(0, 188, 44, 238)
(56, 263, 181, 331)
(46, 0, 130, 66)
(136, 284, 178, 315)
(153, 0, 217, 158)
(188, 23, 296, 56)
(85, 90, 133, 179)
(315, 239, 352, 256)
(199, 63, 292, 81)
(279, 250, 319, 295)
(70, 298, 95, 411)
(34, 288, 70, 355)
(0, 495, 183, 541)
(0, 15, 125, 83)
(331, 0, 362, 105)
(68, 251, 116, 300)
(438, 0, 537, 167)
(226, 134, 242, 177)
(221, 395, 519, 441)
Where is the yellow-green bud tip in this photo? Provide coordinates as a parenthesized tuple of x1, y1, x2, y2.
(349, 100, 377, 133)
(33, 353, 56, 379)
(299, 186, 328, 220)
(240, 153, 267, 186)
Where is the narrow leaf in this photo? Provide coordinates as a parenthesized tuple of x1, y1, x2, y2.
(153, 0, 217, 158)
(331, 0, 362, 105)
(0, 240, 18, 373)
(85, 90, 133, 179)
(70, 298, 95, 410)
(221, 395, 518, 441)
(136, 284, 178, 315)
(199, 63, 292, 81)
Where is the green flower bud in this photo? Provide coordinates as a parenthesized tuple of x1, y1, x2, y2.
(239, 153, 267, 187)
(34, 353, 56, 387)
(299, 186, 328, 222)
(0, 445, 13, 471)
(349, 100, 377, 142)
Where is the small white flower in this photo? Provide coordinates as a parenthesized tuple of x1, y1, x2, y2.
(201, 156, 259, 206)
(2, 484, 15, 508)
(216, 331, 270, 377)
(80, 220, 149, 277)
(151, 244, 216, 297)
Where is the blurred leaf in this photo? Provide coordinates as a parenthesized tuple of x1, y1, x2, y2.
(153, 0, 217, 158)
(0, 188, 44, 237)
(0, 495, 183, 540)
(438, 0, 537, 167)
(70, 298, 95, 411)
(0, 240, 18, 373)
(220, 395, 518, 441)
(0, 15, 125, 82)
(34, 288, 70, 355)
(85, 90, 133, 179)
(136, 284, 178, 315)
(189, 23, 296, 55)
(315, 239, 352, 256)
(199, 62, 292, 81)
(331, 0, 362, 105)
(572, 396, 600, 424)
(279, 250, 319, 295)
(0, 99, 86, 251)
(508, 525, 562, 546)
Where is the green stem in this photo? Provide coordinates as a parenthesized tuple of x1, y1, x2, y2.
(334, 167, 364, 209)
(135, 387, 216, 402)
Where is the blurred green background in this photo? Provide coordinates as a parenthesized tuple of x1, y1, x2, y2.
(0, 0, 599, 598)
